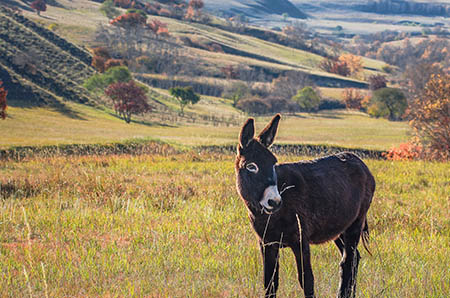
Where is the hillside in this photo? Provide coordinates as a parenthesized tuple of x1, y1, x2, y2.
(0, 6, 93, 107)
(204, 0, 307, 19)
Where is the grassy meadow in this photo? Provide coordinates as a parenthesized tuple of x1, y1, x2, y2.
(1, 149, 449, 296)
(2, 102, 409, 150)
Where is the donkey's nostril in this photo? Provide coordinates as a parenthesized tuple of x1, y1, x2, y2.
(268, 199, 279, 207)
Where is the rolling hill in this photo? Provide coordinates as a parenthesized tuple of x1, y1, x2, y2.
(0, 6, 93, 107)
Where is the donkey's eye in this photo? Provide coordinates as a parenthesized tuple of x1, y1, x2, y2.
(246, 162, 259, 173)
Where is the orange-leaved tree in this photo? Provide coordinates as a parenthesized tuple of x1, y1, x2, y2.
(409, 73, 450, 160)
(0, 81, 7, 120)
(105, 80, 151, 123)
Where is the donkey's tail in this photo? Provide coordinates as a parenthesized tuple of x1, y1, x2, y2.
(361, 219, 372, 256)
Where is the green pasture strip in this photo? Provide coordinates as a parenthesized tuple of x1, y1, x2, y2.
(0, 154, 448, 296)
(197, 143, 385, 159)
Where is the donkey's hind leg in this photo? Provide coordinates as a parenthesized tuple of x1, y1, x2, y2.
(337, 218, 363, 298)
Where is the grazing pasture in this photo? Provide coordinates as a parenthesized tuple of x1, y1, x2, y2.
(1, 148, 448, 297)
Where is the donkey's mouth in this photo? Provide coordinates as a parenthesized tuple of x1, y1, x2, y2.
(261, 201, 282, 214)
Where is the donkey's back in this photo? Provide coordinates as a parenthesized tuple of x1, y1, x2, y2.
(276, 151, 375, 245)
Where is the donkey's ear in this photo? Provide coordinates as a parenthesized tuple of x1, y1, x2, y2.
(257, 114, 281, 147)
(239, 118, 255, 149)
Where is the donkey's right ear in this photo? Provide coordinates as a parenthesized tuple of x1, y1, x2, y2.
(239, 118, 255, 150)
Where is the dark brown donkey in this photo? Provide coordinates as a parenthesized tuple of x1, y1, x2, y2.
(235, 114, 375, 298)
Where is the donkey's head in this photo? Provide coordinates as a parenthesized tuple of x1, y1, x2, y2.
(235, 114, 282, 215)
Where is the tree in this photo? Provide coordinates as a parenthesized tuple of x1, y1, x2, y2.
(409, 74, 449, 160)
(0, 81, 7, 120)
(292, 86, 321, 112)
(100, 0, 120, 19)
(105, 80, 151, 123)
(84, 66, 132, 93)
(31, 0, 46, 16)
(169, 86, 200, 116)
(110, 12, 147, 30)
(368, 74, 387, 90)
(342, 88, 364, 110)
(368, 88, 407, 121)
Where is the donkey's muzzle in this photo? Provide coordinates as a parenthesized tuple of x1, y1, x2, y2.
(260, 185, 282, 214)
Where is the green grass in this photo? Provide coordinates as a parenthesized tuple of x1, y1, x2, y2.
(1, 152, 448, 296)
(2, 101, 409, 150)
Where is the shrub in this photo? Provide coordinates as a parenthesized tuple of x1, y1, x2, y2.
(383, 141, 422, 161)
(0, 81, 7, 120)
(292, 86, 321, 112)
(105, 80, 151, 123)
(342, 88, 364, 110)
(110, 12, 147, 29)
(84, 66, 132, 93)
(368, 74, 387, 90)
(318, 98, 346, 110)
(104, 59, 126, 71)
(91, 55, 107, 73)
(368, 88, 407, 121)
(236, 97, 271, 115)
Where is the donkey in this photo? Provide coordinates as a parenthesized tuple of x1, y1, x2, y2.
(235, 114, 375, 298)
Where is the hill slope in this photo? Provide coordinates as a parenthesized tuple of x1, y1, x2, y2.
(0, 6, 93, 106)
(204, 0, 307, 19)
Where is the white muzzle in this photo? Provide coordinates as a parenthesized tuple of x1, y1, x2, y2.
(259, 185, 282, 213)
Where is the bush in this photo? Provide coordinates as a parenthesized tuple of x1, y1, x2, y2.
(383, 142, 422, 161)
(368, 74, 387, 90)
(84, 66, 132, 93)
(342, 88, 364, 110)
(367, 88, 407, 120)
(236, 97, 271, 115)
(292, 86, 321, 112)
(318, 98, 346, 110)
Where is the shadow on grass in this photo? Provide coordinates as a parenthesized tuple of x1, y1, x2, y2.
(8, 99, 87, 120)
(105, 110, 178, 128)
(313, 112, 344, 119)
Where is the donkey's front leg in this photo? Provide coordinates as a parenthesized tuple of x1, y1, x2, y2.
(260, 241, 280, 298)
(291, 238, 315, 298)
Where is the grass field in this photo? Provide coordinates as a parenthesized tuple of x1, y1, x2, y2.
(1, 101, 409, 150)
(1, 149, 448, 296)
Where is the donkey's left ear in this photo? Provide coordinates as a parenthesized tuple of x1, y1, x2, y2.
(258, 114, 281, 147)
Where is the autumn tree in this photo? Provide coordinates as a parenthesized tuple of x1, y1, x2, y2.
(409, 74, 449, 160)
(0, 81, 7, 120)
(31, 0, 46, 16)
(185, 0, 204, 20)
(338, 54, 363, 76)
(368, 74, 387, 90)
(292, 86, 320, 112)
(169, 86, 200, 115)
(342, 88, 365, 110)
(105, 80, 151, 123)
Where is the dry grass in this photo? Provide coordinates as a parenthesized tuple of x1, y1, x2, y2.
(1, 152, 448, 296)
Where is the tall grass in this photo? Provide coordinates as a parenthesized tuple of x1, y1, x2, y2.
(1, 152, 448, 296)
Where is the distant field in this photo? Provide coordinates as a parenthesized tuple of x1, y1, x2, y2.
(1, 151, 448, 296)
(2, 100, 409, 150)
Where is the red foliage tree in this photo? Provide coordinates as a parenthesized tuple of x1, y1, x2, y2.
(368, 74, 388, 90)
(0, 81, 7, 120)
(342, 88, 364, 110)
(105, 81, 151, 123)
(31, 0, 46, 16)
(147, 19, 170, 37)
